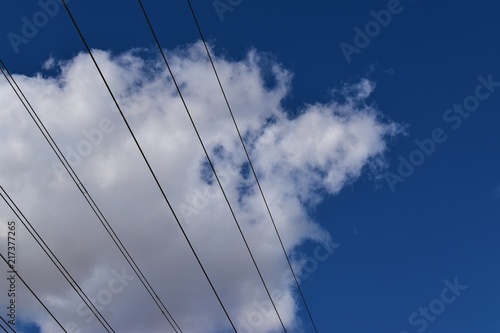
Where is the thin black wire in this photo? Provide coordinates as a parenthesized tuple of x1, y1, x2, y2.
(0, 253, 67, 332)
(0, 188, 114, 332)
(137, 1, 287, 332)
(184, 1, 319, 331)
(0, 61, 181, 333)
(61, 1, 237, 330)
(0, 317, 14, 333)
(0, 316, 14, 333)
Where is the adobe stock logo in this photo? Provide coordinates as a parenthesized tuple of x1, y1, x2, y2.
(63, 266, 135, 333)
(400, 277, 467, 333)
(236, 242, 339, 332)
(51, 118, 115, 181)
(384, 74, 500, 192)
(212, 0, 243, 21)
(339, 0, 405, 64)
(7, 0, 71, 54)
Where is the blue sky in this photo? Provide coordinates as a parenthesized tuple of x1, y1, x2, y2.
(1, 0, 499, 332)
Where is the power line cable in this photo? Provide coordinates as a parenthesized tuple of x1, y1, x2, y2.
(183, 1, 320, 331)
(61, 1, 237, 330)
(0, 187, 114, 332)
(136, 1, 287, 331)
(0, 253, 67, 332)
(0, 316, 14, 333)
(0, 58, 181, 332)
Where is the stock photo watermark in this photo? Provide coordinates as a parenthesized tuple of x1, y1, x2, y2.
(7, 0, 72, 54)
(236, 242, 339, 332)
(179, 167, 239, 225)
(51, 117, 115, 181)
(339, 0, 406, 64)
(213, 0, 243, 22)
(62, 266, 135, 333)
(400, 277, 467, 333)
(5, 220, 16, 325)
(384, 73, 500, 192)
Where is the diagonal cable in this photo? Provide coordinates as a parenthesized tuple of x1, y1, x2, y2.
(183, 1, 320, 331)
(61, 1, 237, 330)
(0, 187, 114, 333)
(0, 316, 15, 333)
(137, 1, 287, 331)
(0, 59, 181, 333)
(0, 253, 67, 332)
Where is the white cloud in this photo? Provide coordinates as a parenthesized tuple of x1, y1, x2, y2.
(42, 56, 56, 71)
(0, 42, 401, 332)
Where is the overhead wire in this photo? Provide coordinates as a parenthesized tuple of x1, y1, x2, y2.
(61, 1, 237, 330)
(2, 2, 312, 331)
(0, 252, 67, 332)
(0, 316, 14, 333)
(0, 59, 182, 332)
(136, 1, 287, 331)
(183, 1, 320, 331)
(0, 186, 114, 333)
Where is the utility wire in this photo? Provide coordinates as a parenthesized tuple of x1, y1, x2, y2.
(0, 187, 114, 333)
(61, 1, 237, 330)
(0, 253, 67, 332)
(0, 59, 181, 332)
(137, 1, 287, 332)
(0, 316, 14, 333)
(183, 1, 319, 331)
